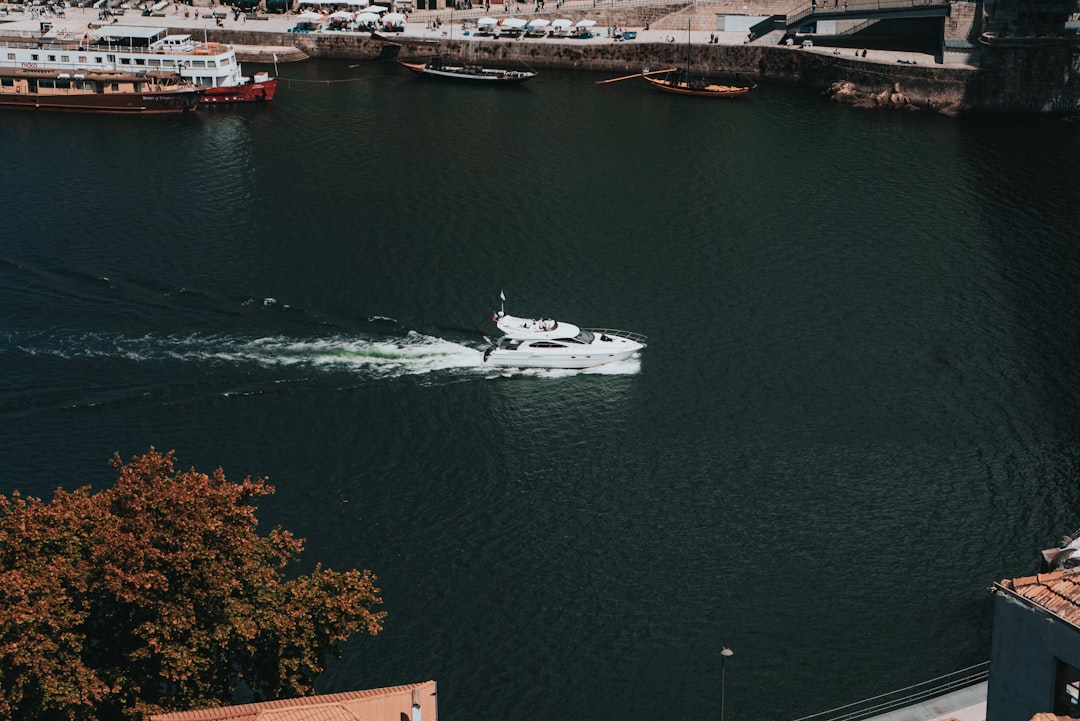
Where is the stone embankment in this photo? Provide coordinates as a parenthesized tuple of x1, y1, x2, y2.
(234, 44, 309, 62)
(25, 0, 1077, 114)
(198, 30, 977, 114)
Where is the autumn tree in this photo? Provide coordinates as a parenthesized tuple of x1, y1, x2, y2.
(0, 448, 385, 721)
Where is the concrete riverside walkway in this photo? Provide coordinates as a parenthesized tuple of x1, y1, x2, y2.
(862, 682, 987, 721)
(0, 0, 956, 68)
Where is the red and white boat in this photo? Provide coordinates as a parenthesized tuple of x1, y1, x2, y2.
(0, 66, 204, 114)
(0, 23, 277, 104)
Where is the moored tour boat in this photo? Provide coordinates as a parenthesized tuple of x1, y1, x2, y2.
(482, 300, 646, 369)
(0, 66, 203, 113)
(0, 23, 277, 104)
(396, 55, 537, 84)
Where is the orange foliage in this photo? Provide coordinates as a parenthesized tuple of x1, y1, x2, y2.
(0, 448, 385, 721)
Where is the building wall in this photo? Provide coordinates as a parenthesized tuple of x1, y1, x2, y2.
(945, 1, 980, 41)
(987, 592, 1080, 721)
(975, 41, 1080, 113)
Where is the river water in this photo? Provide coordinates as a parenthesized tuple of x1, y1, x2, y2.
(2, 59, 1080, 720)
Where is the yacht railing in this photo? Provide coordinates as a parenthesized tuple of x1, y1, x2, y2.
(0, 38, 202, 54)
(787, 662, 990, 721)
(587, 328, 648, 343)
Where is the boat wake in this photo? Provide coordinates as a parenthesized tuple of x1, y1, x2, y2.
(3, 330, 642, 380)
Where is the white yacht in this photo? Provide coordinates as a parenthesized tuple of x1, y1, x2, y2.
(482, 305, 646, 370)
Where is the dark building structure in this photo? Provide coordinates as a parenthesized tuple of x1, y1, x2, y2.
(987, 533, 1080, 721)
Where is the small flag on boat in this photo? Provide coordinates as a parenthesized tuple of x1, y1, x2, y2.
(500, 290, 505, 301)
(273, 52, 279, 62)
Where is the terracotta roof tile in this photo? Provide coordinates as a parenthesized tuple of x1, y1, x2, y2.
(998, 569, 1080, 629)
(150, 681, 437, 721)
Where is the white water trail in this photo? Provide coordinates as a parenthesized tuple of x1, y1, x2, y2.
(4, 330, 642, 379)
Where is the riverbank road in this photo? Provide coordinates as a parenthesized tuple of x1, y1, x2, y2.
(1, 0, 949, 67)
(2, 0, 787, 47)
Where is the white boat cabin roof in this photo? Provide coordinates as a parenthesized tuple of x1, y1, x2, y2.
(0, 19, 56, 38)
(90, 26, 173, 45)
(496, 314, 582, 340)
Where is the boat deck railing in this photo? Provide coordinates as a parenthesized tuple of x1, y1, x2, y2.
(0, 38, 204, 54)
(588, 328, 648, 343)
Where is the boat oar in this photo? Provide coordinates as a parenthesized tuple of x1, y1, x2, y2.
(594, 67, 674, 85)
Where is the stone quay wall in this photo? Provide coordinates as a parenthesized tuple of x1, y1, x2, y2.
(193, 26, 1078, 115)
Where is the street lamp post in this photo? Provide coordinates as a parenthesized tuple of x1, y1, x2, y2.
(721, 647, 734, 721)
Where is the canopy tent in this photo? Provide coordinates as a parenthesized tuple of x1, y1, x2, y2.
(297, 0, 369, 6)
(501, 17, 526, 28)
(550, 18, 571, 28)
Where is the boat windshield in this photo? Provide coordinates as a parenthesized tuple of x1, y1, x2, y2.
(573, 330, 594, 344)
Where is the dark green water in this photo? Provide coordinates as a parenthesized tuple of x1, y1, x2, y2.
(2, 59, 1079, 720)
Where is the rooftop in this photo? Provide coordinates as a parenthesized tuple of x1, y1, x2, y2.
(149, 680, 438, 721)
(995, 569, 1080, 628)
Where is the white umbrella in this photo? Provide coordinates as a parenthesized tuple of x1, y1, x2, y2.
(356, 11, 379, 20)
(382, 11, 405, 22)
(574, 18, 596, 27)
(550, 18, 571, 28)
(501, 17, 526, 28)
(477, 16, 497, 26)
(330, 10, 353, 18)
(297, 10, 324, 20)
(527, 18, 550, 27)
(365, 4, 388, 11)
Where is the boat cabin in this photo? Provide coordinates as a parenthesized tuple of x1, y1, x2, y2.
(89, 25, 170, 50)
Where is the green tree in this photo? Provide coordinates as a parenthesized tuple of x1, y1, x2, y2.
(0, 448, 385, 721)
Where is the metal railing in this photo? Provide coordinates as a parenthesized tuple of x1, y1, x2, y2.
(787, 0, 948, 25)
(788, 662, 990, 721)
(838, 16, 879, 33)
(408, 0, 691, 21)
(587, 328, 648, 343)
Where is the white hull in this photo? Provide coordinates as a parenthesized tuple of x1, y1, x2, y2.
(484, 346, 639, 369)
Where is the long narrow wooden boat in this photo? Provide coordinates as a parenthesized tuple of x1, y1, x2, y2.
(0, 67, 203, 113)
(642, 70, 754, 98)
(641, 20, 756, 98)
(396, 56, 537, 84)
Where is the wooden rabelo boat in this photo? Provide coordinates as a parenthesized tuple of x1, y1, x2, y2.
(396, 55, 537, 84)
(637, 20, 756, 98)
(642, 68, 755, 98)
(0, 67, 204, 113)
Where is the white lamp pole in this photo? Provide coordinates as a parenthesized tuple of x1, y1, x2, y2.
(721, 647, 734, 721)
